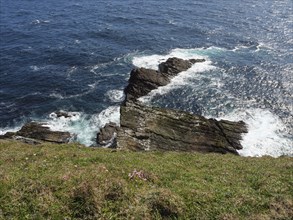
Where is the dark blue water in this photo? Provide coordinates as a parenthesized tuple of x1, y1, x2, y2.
(0, 0, 292, 156)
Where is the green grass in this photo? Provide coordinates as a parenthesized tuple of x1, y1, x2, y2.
(0, 140, 292, 219)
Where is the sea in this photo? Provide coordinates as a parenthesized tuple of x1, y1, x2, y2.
(0, 0, 292, 157)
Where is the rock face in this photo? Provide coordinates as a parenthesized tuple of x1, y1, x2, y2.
(124, 68, 170, 102)
(0, 122, 72, 144)
(158, 57, 205, 77)
(117, 101, 247, 154)
(124, 57, 205, 102)
(97, 122, 119, 148)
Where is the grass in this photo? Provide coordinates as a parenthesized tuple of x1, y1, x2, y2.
(0, 139, 292, 219)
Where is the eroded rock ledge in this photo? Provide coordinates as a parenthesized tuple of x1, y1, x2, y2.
(117, 101, 247, 154)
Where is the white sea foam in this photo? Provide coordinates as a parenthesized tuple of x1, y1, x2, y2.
(133, 48, 209, 70)
(106, 90, 125, 102)
(45, 106, 120, 146)
(49, 92, 65, 99)
(49, 85, 98, 99)
(30, 65, 40, 71)
(218, 109, 293, 157)
(255, 42, 275, 52)
(31, 19, 50, 25)
(91, 106, 120, 128)
(231, 45, 253, 52)
(30, 65, 48, 72)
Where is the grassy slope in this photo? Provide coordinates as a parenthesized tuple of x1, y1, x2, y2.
(0, 140, 292, 220)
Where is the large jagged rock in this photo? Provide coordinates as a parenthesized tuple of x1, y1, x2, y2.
(117, 101, 247, 154)
(124, 57, 205, 102)
(14, 122, 71, 144)
(124, 68, 170, 101)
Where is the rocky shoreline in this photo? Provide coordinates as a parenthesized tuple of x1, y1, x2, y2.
(1, 57, 248, 154)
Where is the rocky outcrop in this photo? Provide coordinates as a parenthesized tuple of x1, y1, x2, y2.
(158, 57, 205, 77)
(96, 122, 119, 148)
(124, 57, 205, 102)
(117, 57, 248, 154)
(117, 101, 247, 154)
(0, 122, 72, 144)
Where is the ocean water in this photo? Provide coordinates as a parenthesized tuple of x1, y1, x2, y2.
(0, 0, 292, 157)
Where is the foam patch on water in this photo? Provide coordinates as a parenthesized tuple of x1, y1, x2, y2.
(106, 90, 125, 102)
(218, 109, 293, 157)
(46, 106, 120, 146)
(91, 106, 120, 128)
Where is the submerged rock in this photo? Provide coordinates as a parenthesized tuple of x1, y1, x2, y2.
(97, 122, 119, 148)
(117, 101, 247, 154)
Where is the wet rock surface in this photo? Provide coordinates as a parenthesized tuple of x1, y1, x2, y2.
(97, 122, 119, 148)
(124, 68, 170, 102)
(158, 57, 205, 77)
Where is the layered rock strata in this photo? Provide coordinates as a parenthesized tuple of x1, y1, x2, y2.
(117, 101, 247, 155)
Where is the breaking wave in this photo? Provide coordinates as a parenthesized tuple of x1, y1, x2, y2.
(45, 106, 120, 147)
